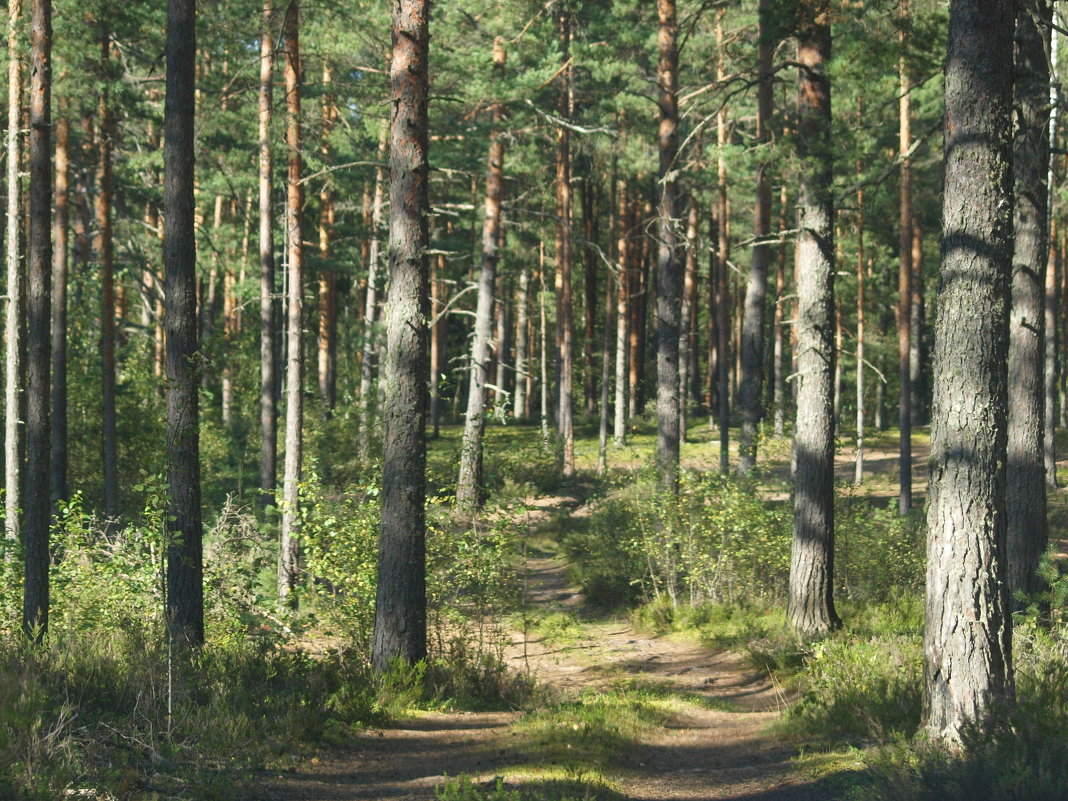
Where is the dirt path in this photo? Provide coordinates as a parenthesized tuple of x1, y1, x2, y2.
(254, 495, 822, 801)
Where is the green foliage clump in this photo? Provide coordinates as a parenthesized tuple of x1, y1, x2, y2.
(836, 498, 925, 604)
(784, 634, 923, 743)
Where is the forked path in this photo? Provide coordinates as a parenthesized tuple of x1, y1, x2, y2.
(255, 495, 822, 801)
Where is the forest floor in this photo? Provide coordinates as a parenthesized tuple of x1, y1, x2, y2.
(254, 486, 835, 801)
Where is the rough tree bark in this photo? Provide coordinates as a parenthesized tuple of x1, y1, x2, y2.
(739, 0, 773, 475)
(278, 1, 303, 605)
(656, 0, 681, 494)
(372, 0, 430, 671)
(1006, 0, 1050, 603)
(164, 0, 204, 647)
(457, 37, 506, 514)
(5, 0, 22, 545)
(258, 0, 277, 512)
(24, 0, 51, 637)
(925, 0, 1016, 745)
(788, 9, 840, 637)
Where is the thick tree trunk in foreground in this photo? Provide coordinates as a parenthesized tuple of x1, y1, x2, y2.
(164, 0, 204, 647)
(1006, 0, 1050, 604)
(788, 15, 840, 637)
(457, 38, 506, 514)
(739, 0, 773, 475)
(898, 0, 913, 515)
(24, 0, 51, 637)
(278, 1, 303, 605)
(5, 0, 23, 545)
(372, 0, 429, 672)
(97, 28, 118, 521)
(925, 0, 1015, 745)
(51, 113, 68, 505)
(258, 0, 277, 512)
(655, 0, 681, 494)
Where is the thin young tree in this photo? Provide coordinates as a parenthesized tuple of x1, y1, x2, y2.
(23, 0, 51, 637)
(738, 0, 774, 475)
(278, 0, 303, 605)
(925, 0, 1016, 744)
(164, 0, 204, 646)
(457, 37, 506, 514)
(357, 128, 387, 465)
(372, 0, 430, 672)
(788, 4, 840, 636)
(5, 0, 22, 545)
(555, 11, 575, 477)
(318, 64, 338, 415)
(51, 112, 69, 504)
(97, 25, 118, 521)
(655, 0, 681, 494)
(613, 177, 628, 446)
(258, 0, 277, 512)
(1006, 0, 1050, 603)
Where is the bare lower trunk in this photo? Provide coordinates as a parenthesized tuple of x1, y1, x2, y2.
(51, 113, 68, 505)
(788, 19, 840, 637)
(430, 252, 445, 434)
(555, 14, 575, 477)
(855, 162, 865, 485)
(925, 0, 1015, 745)
(317, 64, 338, 416)
(278, 2, 303, 606)
(613, 179, 628, 446)
(372, 0, 430, 671)
(24, 0, 51, 636)
(6, 0, 24, 544)
(164, 0, 204, 647)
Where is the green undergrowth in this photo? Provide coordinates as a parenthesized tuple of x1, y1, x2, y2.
(436, 774, 628, 801)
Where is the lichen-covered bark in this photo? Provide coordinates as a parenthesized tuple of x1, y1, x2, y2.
(788, 13, 840, 637)
(739, 0, 773, 475)
(457, 39, 506, 514)
(655, 0, 681, 494)
(925, 0, 1015, 745)
(24, 0, 51, 637)
(372, 0, 430, 671)
(1006, 0, 1050, 603)
(164, 0, 204, 646)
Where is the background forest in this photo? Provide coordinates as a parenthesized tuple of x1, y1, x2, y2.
(1, 0, 1066, 799)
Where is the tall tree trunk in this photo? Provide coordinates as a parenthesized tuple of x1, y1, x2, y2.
(925, 0, 1015, 745)
(540, 244, 551, 443)
(598, 247, 615, 474)
(855, 160, 865, 484)
(739, 0, 773, 474)
(613, 178, 628, 446)
(679, 197, 697, 442)
(96, 27, 118, 521)
(258, 0, 277, 511)
(897, 0, 913, 515)
(514, 263, 529, 421)
(51, 112, 68, 505)
(278, 1, 303, 605)
(773, 185, 789, 437)
(431, 251, 446, 434)
(318, 63, 338, 415)
(1006, 0, 1050, 604)
(788, 13, 840, 637)
(655, 0, 680, 494)
(372, 0, 430, 671)
(555, 13, 575, 477)
(910, 217, 925, 422)
(457, 37, 505, 514)
(6, 0, 23, 545)
(24, 0, 50, 637)
(582, 173, 598, 417)
(358, 128, 388, 465)
(164, 0, 204, 647)
(716, 9, 730, 473)
(1045, 24, 1060, 489)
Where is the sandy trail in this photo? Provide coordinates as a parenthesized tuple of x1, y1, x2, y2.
(255, 493, 825, 801)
